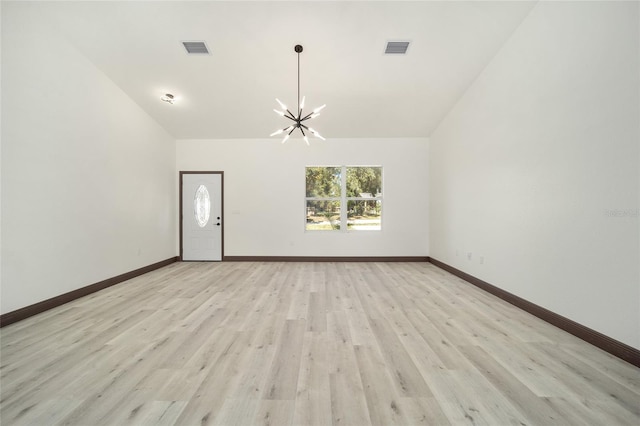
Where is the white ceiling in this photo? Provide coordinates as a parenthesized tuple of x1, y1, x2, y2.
(41, 1, 537, 140)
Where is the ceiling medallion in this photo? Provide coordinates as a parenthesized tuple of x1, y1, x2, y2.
(271, 45, 325, 145)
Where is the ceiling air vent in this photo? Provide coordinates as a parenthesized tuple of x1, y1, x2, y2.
(182, 41, 210, 54)
(384, 41, 410, 55)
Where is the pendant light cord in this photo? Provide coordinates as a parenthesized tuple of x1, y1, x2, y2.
(297, 51, 300, 117)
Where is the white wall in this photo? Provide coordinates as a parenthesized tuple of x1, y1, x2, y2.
(177, 138, 428, 257)
(429, 1, 639, 347)
(1, 3, 177, 314)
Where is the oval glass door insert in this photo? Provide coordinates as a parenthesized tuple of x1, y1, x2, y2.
(194, 184, 211, 227)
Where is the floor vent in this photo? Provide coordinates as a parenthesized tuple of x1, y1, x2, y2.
(182, 41, 210, 54)
(384, 41, 410, 55)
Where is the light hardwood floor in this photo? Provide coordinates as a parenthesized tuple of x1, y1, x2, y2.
(1, 261, 639, 425)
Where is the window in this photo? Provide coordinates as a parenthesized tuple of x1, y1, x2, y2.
(346, 167, 382, 230)
(305, 166, 382, 231)
(194, 184, 211, 228)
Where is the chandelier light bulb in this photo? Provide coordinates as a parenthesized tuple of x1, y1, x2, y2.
(274, 109, 285, 116)
(313, 104, 326, 113)
(276, 98, 287, 110)
(304, 136, 309, 145)
(300, 96, 305, 109)
(270, 129, 284, 137)
(282, 134, 290, 144)
(309, 128, 326, 140)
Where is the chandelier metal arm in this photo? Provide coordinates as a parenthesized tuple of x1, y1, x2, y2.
(284, 110, 297, 121)
(300, 112, 315, 121)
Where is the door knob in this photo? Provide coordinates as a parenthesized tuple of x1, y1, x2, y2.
(216, 223, 221, 226)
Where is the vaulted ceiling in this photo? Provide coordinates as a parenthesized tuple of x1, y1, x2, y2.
(37, 1, 537, 139)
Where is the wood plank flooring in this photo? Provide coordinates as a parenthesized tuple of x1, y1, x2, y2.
(1, 261, 639, 425)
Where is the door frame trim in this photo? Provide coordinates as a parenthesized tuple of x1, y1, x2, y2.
(179, 171, 224, 261)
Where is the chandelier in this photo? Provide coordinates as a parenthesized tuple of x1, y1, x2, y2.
(271, 44, 325, 145)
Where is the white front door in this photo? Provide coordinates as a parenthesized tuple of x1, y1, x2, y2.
(181, 172, 222, 261)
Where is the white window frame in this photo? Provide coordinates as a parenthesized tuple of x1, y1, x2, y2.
(305, 165, 383, 232)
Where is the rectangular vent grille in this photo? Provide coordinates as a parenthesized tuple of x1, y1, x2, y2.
(385, 41, 410, 54)
(182, 41, 209, 54)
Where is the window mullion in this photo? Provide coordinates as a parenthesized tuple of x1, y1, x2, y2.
(340, 166, 347, 232)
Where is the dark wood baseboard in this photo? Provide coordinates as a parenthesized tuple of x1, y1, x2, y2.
(427, 257, 640, 368)
(0, 256, 179, 328)
(223, 256, 429, 262)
